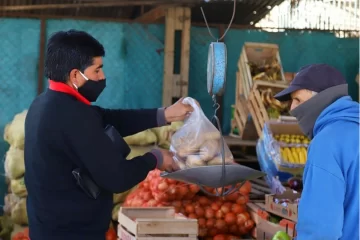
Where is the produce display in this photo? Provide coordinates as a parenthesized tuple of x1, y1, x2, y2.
(122, 169, 255, 239)
(170, 97, 234, 169)
(274, 134, 310, 145)
(3, 110, 28, 228)
(274, 134, 309, 165)
(248, 58, 282, 82)
(260, 88, 289, 119)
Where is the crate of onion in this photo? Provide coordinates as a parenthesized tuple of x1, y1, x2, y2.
(121, 170, 255, 240)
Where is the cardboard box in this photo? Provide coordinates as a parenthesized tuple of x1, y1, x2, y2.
(265, 189, 300, 222)
(256, 217, 296, 240)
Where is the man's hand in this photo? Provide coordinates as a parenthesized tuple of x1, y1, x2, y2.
(156, 149, 179, 172)
(164, 98, 197, 123)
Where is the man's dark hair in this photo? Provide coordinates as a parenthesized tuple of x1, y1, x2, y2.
(44, 29, 105, 83)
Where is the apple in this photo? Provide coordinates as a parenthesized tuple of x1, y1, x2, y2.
(272, 230, 291, 240)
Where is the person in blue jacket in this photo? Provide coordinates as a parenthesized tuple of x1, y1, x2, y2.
(274, 64, 359, 240)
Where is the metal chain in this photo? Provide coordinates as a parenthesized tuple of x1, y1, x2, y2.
(200, 0, 237, 42)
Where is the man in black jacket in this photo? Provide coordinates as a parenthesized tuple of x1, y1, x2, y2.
(24, 29, 193, 240)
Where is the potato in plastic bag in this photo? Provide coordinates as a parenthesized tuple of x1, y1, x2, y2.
(4, 147, 25, 180)
(170, 97, 234, 169)
(3, 110, 27, 149)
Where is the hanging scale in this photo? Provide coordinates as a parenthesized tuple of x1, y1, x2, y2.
(161, 0, 265, 196)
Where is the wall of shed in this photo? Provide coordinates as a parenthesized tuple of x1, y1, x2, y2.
(0, 18, 358, 207)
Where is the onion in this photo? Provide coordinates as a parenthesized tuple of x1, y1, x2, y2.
(231, 203, 245, 214)
(211, 202, 220, 211)
(157, 181, 168, 191)
(195, 206, 205, 218)
(198, 218, 206, 228)
(206, 218, 216, 228)
(185, 204, 195, 214)
(244, 219, 255, 230)
(215, 210, 224, 219)
(215, 219, 227, 231)
(224, 212, 236, 225)
(205, 208, 215, 219)
(220, 205, 230, 214)
(236, 213, 247, 225)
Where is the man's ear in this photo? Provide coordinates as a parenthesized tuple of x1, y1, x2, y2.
(69, 69, 80, 85)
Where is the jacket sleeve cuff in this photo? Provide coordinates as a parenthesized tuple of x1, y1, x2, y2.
(156, 108, 168, 127)
(150, 149, 163, 169)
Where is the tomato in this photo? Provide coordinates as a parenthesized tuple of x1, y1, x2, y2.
(188, 213, 197, 219)
(105, 228, 117, 240)
(236, 194, 249, 205)
(157, 181, 168, 191)
(189, 184, 200, 194)
(198, 228, 208, 237)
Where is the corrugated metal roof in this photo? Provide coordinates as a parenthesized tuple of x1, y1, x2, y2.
(0, 0, 285, 25)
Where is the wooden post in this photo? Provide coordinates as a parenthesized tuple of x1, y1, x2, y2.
(162, 7, 191, 106)
(37, 18, 46, 95)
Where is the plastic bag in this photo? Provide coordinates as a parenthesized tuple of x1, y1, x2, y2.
(263, 121, 309, 168)
(151, 122, 183, 149)
(170, 97, 234, 169)
(4, 147, 25, 180)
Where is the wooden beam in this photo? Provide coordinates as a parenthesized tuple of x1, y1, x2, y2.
(136, 6, 165, 23)
(0, 1, 196, 11)
(179, 7, 191, 97)
(162, 7, 176, 107)
(37, 18, 46, 95)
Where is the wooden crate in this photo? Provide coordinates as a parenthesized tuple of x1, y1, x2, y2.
(247, 81, 289, 137)
(238, 42, 286, 99)
(118, 207, 198, 240)
(233, 69, 257, 140)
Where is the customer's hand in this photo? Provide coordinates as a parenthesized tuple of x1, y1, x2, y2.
(157, 149, 179, 172)
(164, 98, 197, 122)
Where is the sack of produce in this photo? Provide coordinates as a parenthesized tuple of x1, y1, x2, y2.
(126, 145, 154, 160)
(170, 97, 234, 169)
(11, 197, 28, 225)
(3, 110, 27, 149)
(0, 215, 13, 240)
(124, 129, 157, 146)
(10, 177, 27, 198)
(3, 194, 19, 215)
(4, 147, 25, 180)
(111, 203, 121, 221)
(151, 122, 183, 149)
(113, 184, 138, 204)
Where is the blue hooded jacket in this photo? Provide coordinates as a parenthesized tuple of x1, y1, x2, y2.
(296, 96, 359, 240)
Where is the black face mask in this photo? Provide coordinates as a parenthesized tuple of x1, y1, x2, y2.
(78, 72, 106, 102)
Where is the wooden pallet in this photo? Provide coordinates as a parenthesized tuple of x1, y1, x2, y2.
(238, 42, 286, 99)
(247, 81, 289, 137)
(118, 207, 198, 240)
